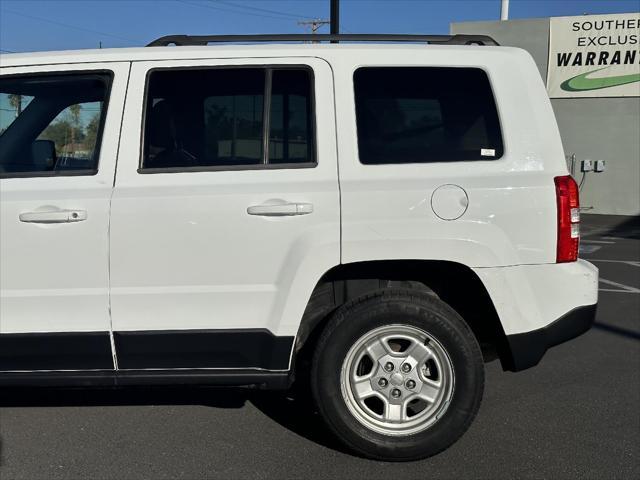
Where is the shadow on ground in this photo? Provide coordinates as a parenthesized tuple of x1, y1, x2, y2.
(593, 321, 640, 340)
(0, 386, 351, 455)
(582, 213, 640, 239)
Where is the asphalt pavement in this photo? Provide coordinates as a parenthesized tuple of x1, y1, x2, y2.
(0, 214, 638, 480)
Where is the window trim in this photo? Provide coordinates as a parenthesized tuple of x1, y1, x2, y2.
(0, 69, 114, 179)
(352, 66, 505, 166)
(137, 64, 317, 174)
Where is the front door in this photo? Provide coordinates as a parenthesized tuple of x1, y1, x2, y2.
(0, 62, 129, 371)
(110, 57, 339, 371)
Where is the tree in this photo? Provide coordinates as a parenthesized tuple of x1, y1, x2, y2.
(84, 113, 100, 149)
(7, 94, 22, 117)
(68, 104, 82, 147)
(39, 119, 83, 153)
(40, 120, 73, 152)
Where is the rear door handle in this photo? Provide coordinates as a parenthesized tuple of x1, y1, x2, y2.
(247, 202, 313, 217)
(19, 209, 87, 224)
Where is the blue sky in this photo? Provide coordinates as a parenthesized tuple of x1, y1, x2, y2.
(0, 0, 638, 53)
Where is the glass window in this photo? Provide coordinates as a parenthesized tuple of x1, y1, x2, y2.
(269, 69, 313, 164)
(38, 101, 104, 170)
(203, 69, 264, 167)
(354, 67, 503, 164)
(0, 73, 111, 177)
(141, 67, 315, 171)
(0, 94, 34, 133)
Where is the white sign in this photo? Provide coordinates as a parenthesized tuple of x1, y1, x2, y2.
(547, 13, 640, 98)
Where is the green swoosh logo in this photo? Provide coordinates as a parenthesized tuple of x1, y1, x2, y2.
(561, 67, 640, 92)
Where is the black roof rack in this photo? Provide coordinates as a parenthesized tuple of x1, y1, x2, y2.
(146, 34, 499, 47)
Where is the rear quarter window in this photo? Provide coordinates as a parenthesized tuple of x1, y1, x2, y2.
(354, 67, 503, 164)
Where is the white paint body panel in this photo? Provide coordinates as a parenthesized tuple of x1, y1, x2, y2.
(330, 48, 565, 268)
(474, 260, 599, 335)
(0, 62, 129, 334)
(0, 44, 598, 346)
(109, 57, 339, 337)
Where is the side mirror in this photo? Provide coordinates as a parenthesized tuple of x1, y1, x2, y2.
(31, 139, 57, 169)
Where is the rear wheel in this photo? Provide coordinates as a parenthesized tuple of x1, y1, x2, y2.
(311, 289, 484, 461)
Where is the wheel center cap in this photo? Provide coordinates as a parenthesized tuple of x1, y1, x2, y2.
(390, 372, 404, 386)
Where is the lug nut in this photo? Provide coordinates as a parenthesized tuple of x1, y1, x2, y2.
(406, 379, 416, 389)
(378, 378, 388, 388)
(401, 363, 412, 373)
(391, 388, 402, 398)
(384, 362, 395, 372)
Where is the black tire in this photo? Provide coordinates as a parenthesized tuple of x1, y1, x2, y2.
(310, 288, 484, 461)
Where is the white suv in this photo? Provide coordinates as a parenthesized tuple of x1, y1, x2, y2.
(0, 34, 598, 461)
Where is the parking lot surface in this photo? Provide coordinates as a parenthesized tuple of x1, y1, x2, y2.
(0, 214, 638, 480)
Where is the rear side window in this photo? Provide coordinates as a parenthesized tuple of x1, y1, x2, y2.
(354, 67, 503, 164)
(269, 70, 314, 164)
(0, 72, 111, 177)
(201, 69, 265, 166)
(141, 67, 314, 171)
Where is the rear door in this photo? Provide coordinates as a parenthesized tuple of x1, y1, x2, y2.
(0, 62, 129, 371)
(110, 57, 339, 371)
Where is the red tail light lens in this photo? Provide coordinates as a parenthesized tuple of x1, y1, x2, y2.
(554, 175, 580, 262)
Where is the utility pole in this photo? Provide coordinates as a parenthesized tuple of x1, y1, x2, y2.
(298, 19, 330, 43)
(330, 0, 339, 42)
(500, 0, 509, 21)
(298, 19, 330, 34)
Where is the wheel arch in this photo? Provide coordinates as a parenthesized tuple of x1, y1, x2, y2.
(293, 259, 512, 374)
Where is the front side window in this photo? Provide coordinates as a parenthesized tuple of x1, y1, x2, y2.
(354, 67, 503, 164)
(141, 67, 314, 171)
(0, 72, 111, 177)
(0, 94, 34, 132)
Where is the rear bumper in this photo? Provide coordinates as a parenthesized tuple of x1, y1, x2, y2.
(502, 303, 597, 371)
(473, 259, 599, 372)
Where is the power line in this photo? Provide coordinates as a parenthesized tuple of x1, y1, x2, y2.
(214, 1, 352, 35)
(176, 0, 310, 21)
(2, 9, 142, 45)
(176, 0, 293, 20)
(213, 0, 312, 20)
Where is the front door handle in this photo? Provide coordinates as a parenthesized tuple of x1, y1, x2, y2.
(19, 209, 87, 224)
(247, 202, 313, 217)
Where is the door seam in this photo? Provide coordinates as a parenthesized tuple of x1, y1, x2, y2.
(107, 61, 132, 370)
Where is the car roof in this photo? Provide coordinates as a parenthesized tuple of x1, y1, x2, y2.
(0, 44, 522, 68)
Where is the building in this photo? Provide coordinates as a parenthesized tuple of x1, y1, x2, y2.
(451, 13, 640, 216)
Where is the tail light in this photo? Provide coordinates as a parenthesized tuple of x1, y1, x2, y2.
(554, 175, 580, 262)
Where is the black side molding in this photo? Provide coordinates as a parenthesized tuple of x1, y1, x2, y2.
(114, 329, 294, 370)
(0, 331, 113, 371)
(503, 304, 597, 372)
(0, 328, 293, 376)
(0, 369, 291, 389)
